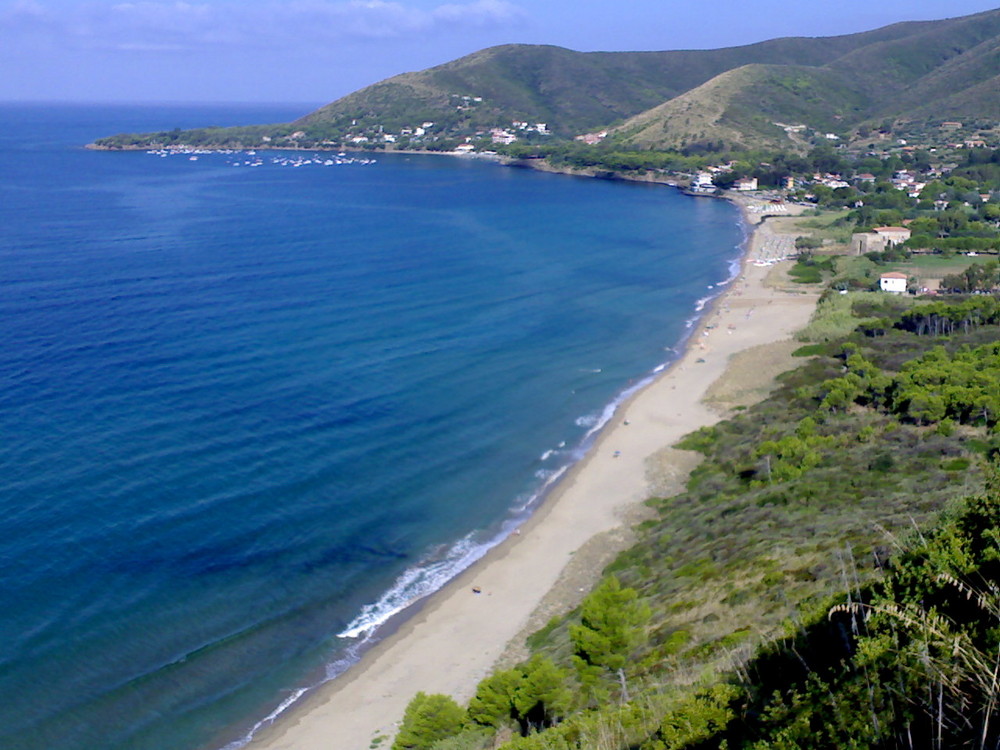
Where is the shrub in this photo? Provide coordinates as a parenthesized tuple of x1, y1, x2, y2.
(393, 693, 465, 750)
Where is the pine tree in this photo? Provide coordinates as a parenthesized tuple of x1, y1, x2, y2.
(569, 576, 650, 702)
(393, 692, 465, 750)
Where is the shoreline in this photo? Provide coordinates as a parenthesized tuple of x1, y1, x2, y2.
(241, 191, 819, 750)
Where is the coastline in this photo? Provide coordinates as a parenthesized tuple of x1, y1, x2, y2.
(242, 192, 819, 750)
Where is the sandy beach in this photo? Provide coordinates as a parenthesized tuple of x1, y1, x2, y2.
(248, 196, 819, 750)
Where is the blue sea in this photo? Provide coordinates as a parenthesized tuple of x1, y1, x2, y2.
(0, 103, 744, 750)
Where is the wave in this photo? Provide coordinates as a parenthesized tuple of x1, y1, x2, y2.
(337, 533, 493, 639)
(219, 687, 309, 750)
(335, 454, 576, 645)
(685, 291, 720, 328)
(509, 465, 568, 515)
(218, 634, 379, 750)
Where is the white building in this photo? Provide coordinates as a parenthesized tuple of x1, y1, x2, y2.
(490, 129, 518, 145)
(690, 172, 716, 193)
(879, 272, 908, 293)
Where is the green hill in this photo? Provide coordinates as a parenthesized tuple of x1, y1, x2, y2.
(614, 64, 870, 151)
(91, 8, 1000, 151)
(293, 25, 925, 138)
(613, 7, 1000, 150)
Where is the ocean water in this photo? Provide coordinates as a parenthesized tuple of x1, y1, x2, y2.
(0, 103, 744, 750)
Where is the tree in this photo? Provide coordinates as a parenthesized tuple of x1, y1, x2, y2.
(467, 669, 521, 729)
(393, 692, 465, 750)
(513, 655, 573, 733)
(650, 684, 738, 750)
(570, 576, 650, 702)
(468, 656, 572, 735)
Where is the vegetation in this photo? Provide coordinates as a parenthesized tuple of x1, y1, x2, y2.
(787, 253, 833, 284)
(570, 576, 651, 702)
(730, 483, 1000, 748)
(941, 261, 1000, 294)
(393, 693, 466, 750)
(468, 655, 573, 735)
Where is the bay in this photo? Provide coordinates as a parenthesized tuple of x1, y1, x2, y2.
(0, 103, 743, 749)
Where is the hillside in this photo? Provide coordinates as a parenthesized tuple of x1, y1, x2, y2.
(884, 34, 1000, 120)
(293, 24, 928, 138)
(614, 64, 870, 151)
(91, 8, 1000, 152)
(613, 7, 1000, 150)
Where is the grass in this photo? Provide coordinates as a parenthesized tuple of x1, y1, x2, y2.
(787, 263, 824, 284)
(831, 254, 882, 287)
(786, 252, 837, 285)
(795, 290, 887, 342)
(791, 343, 829, 357)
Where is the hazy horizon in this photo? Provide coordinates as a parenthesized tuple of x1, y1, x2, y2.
(2, 1, 998, 106)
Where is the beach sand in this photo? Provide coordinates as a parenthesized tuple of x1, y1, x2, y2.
(248, 197, 820, 750)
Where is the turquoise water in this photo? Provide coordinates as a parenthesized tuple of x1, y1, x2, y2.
(0, 103, 744, 749)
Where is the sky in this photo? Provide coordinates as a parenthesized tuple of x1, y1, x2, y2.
(1, 0, 997, 104)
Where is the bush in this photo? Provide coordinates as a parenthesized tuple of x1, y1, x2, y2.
(393, 693, 466, 750)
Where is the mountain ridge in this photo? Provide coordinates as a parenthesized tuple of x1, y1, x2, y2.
(91, 8, 1000, 152)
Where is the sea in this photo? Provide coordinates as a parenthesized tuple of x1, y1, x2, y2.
(0, 103, 745, 750)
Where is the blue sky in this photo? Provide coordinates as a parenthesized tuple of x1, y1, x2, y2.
(1, 0, 997, 104)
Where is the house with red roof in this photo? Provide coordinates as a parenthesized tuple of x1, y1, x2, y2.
(879, 272, 908, 293)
